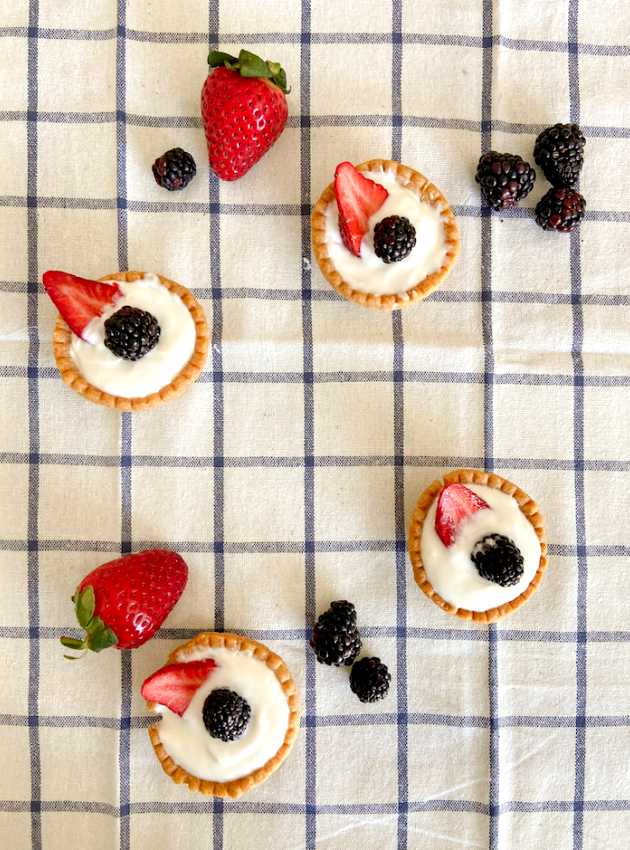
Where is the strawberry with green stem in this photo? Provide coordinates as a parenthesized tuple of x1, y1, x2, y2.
(201, 48, 290, 181)
(60, 549, 188, 658)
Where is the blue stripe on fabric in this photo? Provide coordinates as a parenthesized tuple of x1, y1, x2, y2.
(210, 161, 224, 634)
(480, 0, 495, 468)
(5, 109, 630, 140)
(115, 3, 133, 849)
(9, 276, 630, 306)
(2, 25, 630, 57)
(0, 536, 626, 561)
(208, 3, 226, 845)
(26, 2, 42, 848)
(480, 0, 500, 846)
(6, 109, 630, 143)
(4, 797, 630, 817)
(4, 451, 630, 473)
(3, 709, 630, 731)
(6, 363, 630, 389)
(0, 538, 627, 560)
(391, 2, 408, 848)
(2, 621, 630, 643)
(488, 624, 500, 826)
(4, 190, 630, 223)
(568, 3, 588, 849)
(6, 271, 630, 307)
(300, 3, 317, 848)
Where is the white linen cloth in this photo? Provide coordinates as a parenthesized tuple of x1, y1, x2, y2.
(1, 1, 629, 848)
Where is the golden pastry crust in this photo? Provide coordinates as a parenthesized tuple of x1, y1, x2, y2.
(51, 271, 209, 411)
(145, 631, 301, 799)
(311, 159, 460, 310)
(407, 468, 548, 623)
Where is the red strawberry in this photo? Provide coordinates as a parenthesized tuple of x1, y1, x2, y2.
(435, 484, 490, 547)
(60, 550, 188, 657)
(43, 270, 122, 340)
(201, 49, 289, 181)
(334, 162, 389, 256)
(141, 659, 217, 716)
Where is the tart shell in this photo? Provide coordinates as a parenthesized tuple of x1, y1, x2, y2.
(51, 271, 209, 411)
(145, 631, 301, 799)
(407, 468, 548, 623)
(311, 159, 460, 310)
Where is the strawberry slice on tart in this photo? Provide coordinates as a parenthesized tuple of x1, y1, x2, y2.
(43, 270, 122, 341)
(141, 659, 217, 717)
(334, 161, 389, 256)
(435, 483, 490, 547)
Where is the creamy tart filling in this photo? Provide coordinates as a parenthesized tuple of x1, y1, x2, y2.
(323, 169, 448, 296)
(153, 645, 290, 783)
(69, 273, 196, 398)
(420, 484, 542, 612)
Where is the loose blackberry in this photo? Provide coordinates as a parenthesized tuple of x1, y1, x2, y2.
(475, 151, 536, 210)
(350, 657, 391, 703)
(534, 123, 585, 187)
(104, 306, 160, 361)
(471, 534, 524, 587)
(152, 147, 197, 191)
(373, 215, 416, 264)
(535, 187, 585, 233)
(202, 688, 251, 742)
(310, 600, 361, 666)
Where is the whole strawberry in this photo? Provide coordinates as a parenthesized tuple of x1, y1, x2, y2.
(201, 48, 289, 181)
(60, 550, 188, 657)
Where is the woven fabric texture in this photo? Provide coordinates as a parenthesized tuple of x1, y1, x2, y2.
(1, 1, 630, 848)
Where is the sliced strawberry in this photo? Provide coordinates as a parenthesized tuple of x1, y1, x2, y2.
(43, 270, 122, 340)
(435, 483, 490, 547)
(334, 162, 388, 256)
(141, 659, 217, 717)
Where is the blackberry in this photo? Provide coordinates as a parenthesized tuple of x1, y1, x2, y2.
(471, 534, 524, 587)
(535, 187, 585, 233)
(373, 215, 416, 264)
(152, 147, 197, 191)
(202, 688, 251, 742)
(310, 600, 361, 666)
(534, 123, 585, 187)
(104, 306, 160, 361)
(350, 657, 391, 703)
(475, 151, 536, 210)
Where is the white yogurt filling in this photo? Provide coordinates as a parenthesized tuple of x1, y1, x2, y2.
(69, 273, 196, 398)
(324, 169, 448, 295)
(153, 646, 290, 783)
(420, 484, 542, 612)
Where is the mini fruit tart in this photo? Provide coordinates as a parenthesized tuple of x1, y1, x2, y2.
(142, 631, 300, 799)
(311, 159, 459, 309)
(408, 469, 547, 623)
(43, 270, 208, 411)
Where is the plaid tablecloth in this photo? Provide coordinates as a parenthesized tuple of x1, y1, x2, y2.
(2, 1, 630, 848)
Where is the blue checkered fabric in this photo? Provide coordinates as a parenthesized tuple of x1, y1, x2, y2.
(1, 1, 630, 848)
